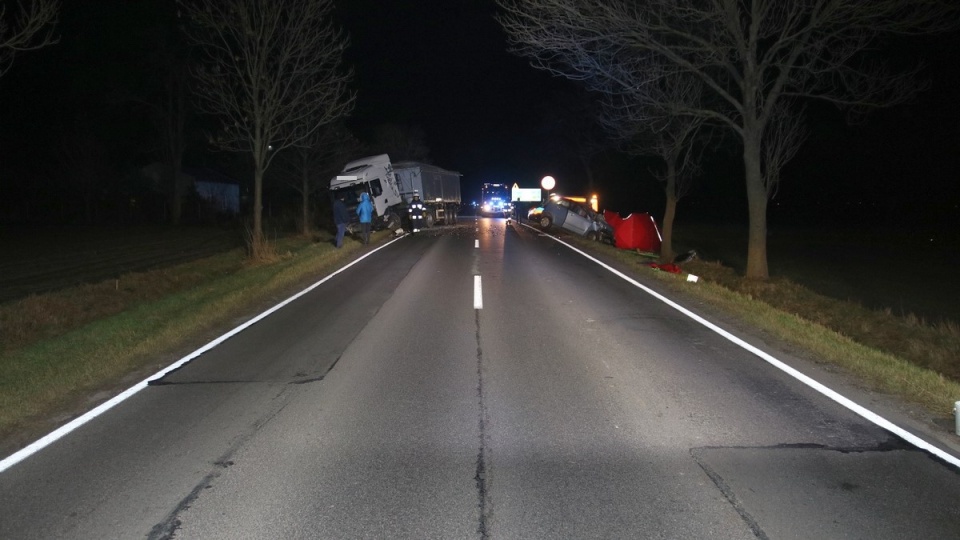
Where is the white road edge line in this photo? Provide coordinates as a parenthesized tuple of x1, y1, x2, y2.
(474, 275, 483, 310)
(523, 223, 960, 469)
(0, 235, 409, 474)
(475, 239, 479, 248)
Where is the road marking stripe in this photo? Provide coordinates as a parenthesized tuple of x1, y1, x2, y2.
(525, 223, 960, 470)
(475, 239, 479, 248)
(474, 275, 483, 310)
(0, 236, 409, 474)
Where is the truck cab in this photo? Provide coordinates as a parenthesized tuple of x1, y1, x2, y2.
(331, 154, 462, 231)
(481, 183, 512, 217)
(330, 154, 404, 229)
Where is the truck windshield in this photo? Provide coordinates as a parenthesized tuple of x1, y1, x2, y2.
(331, 187, 362, 207)
(330, 178, 383, 208)
(332, 180, 381, 206)
(481, 183, 512, 213)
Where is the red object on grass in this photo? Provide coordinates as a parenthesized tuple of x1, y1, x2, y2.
(603, 209, 623, 228)
(603, 210, 662, 252)
(647, 263, 682, 273)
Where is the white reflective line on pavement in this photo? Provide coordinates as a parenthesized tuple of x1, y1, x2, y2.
(474, 275, 483, 309)
(523, 223, 960, 470)
(0, 235, 409, 475)
(475, 239, 479, 248)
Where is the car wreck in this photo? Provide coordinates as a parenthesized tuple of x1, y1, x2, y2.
(537, 197, 614, 244)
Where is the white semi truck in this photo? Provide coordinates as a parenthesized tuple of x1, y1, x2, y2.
(330, 154, 462, 231)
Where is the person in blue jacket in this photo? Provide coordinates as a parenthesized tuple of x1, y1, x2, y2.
(356, 191, 374, 244)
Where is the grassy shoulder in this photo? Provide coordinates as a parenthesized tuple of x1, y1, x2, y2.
(564, 234, 960, 419)
(0, 229, 384, 452)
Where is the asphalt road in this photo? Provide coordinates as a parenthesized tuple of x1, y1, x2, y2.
(1, 217, 959, 539)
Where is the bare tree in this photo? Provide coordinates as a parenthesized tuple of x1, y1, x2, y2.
(135, 16, 193, 226)
(648, 122, 699, 263)
(537, 88, 610, 194)
(52, 123, 115, 225)
(761, 102, 808, 201)
(155, 57, 190, 226)
(177, 0, 355, 257)
(272, 123, 361, 235)
(596, 67, 708, 262)
(498, 0, 958, 278)
(0, 0, 59, 78)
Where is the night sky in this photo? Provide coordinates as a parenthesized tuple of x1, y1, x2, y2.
(1, 1, 958, 225)
(336, 0, 589, 203)
(337, 0, 960, 224)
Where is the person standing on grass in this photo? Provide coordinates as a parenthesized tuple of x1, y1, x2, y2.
(357, 191, 374, 244)
(333, 194, 349, 248)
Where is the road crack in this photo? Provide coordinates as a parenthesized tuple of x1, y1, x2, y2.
(147, 395, 291, 539)
(475, 309, 490, 539)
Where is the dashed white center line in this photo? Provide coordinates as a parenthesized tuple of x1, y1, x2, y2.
(474, 275, 483, 309)
(475, 239, 479, 248)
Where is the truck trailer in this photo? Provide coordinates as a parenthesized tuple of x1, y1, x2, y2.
(330, 154, 461, 232)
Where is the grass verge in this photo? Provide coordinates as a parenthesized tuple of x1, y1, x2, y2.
(0, 230, 382, 450)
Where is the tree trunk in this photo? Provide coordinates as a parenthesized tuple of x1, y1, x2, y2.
(170, 185, 182, 226)
(660, 158, 678, 263)
(163, 69, 187, 226)
(742, 130, 769, 279)
(252, 168, 264, 258)
(167, 161, 183, 226)
(301, 171, 310, 236)
(301, 158, 311, 235)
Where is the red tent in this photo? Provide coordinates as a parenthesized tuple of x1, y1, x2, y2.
(603, 210, 662, 252)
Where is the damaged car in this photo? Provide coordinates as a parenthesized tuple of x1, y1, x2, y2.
(538, 197, 614, 243)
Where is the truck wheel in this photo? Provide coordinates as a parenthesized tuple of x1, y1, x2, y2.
(424, 211, 434, 228)
(539, 215, 553, 229)
(385, 211, 401, 230)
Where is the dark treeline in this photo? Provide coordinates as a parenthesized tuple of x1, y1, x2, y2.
(0, 2, 220, 227)
(0, 1, 361, 231)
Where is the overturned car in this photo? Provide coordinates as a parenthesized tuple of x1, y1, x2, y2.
(538, 197, 614, 243)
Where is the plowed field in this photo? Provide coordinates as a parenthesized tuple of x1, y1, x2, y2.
(0, 226, 243, 303)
